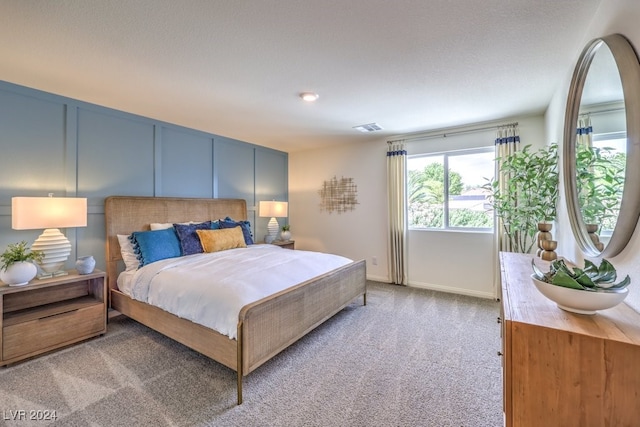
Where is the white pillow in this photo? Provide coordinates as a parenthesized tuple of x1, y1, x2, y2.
(150, 221, 195, 230)
(150, 222, 174, 230)
(117, 234, 139, 271)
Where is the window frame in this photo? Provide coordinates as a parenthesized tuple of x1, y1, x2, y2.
(407, 146, 494, 232)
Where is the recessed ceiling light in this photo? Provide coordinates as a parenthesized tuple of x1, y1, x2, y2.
(300, 92, 319, 102)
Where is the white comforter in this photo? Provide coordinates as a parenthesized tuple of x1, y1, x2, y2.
(118, 245, 352, 339)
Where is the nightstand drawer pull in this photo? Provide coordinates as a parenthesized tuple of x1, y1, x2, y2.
(38, 309, 79, 320)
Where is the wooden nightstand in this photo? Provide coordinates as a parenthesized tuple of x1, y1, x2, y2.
(0, 270, 107, 366)
(272, 240, 295, 249)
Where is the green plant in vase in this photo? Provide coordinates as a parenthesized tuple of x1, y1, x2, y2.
(1, 241, 43, 271)
(484, 143, 559, 254)
(0, 241, 44, 286)
(532, 258, 630, 291)
(280, 224, 291, 241)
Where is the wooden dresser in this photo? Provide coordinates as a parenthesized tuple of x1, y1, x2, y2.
(499, 252, 640, 427)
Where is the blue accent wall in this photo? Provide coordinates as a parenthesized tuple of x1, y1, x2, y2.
(0, 80, 288, 271)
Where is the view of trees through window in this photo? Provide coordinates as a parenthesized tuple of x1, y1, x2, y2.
(408, 149, 494, 229)
(582, 134, 627, 235)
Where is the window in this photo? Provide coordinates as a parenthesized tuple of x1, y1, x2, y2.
(589, 131, 627, 235)
(408, 148, 494, 230)
(592, 131, 626, 151)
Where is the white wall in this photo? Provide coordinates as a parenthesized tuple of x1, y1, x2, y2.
(290, 114, 546, 298)
(289, 140, 389, 282)
(546, 0, 640, 312)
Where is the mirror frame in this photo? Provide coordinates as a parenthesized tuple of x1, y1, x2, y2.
(564, 34, 640, 257)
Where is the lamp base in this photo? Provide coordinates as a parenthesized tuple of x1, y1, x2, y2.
(266, 217, 279, 244)
(31, 228, 71, 276)
(37, 270, 69, 280)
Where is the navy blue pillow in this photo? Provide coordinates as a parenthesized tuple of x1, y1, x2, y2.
(219, 217, 254, 245)
(130, 228, 181, 267)
(174, 221, 212, 255)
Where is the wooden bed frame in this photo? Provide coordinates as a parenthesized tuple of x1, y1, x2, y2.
(104, 196, 367, 404)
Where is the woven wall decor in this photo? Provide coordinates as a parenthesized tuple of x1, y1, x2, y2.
(319, 176, 359, 213)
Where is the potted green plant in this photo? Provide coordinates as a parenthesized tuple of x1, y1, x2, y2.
(280, 224, 291, 241)
(0, 241, 44, 286)
(484, 143, 559, 254)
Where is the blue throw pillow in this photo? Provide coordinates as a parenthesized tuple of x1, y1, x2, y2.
(219, 217, 254, 245)
(130, 228, 181, 267)
(174, 221, 212, 255)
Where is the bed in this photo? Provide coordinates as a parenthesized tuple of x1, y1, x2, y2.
(104, 196, 367, 404)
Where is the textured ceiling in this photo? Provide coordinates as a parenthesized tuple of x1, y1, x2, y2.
(0, 0, 602, 153)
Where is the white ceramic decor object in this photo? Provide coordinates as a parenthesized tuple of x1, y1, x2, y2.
(0, 261, 37, 286)
(531, 274, 628, 315)
(76, 255, 96, 275)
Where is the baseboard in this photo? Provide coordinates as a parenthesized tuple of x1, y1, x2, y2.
(408, 281, 496, 299)
(366, 274, 390, 283)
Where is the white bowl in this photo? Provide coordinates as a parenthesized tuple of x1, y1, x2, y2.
(531, 274, 628, 315)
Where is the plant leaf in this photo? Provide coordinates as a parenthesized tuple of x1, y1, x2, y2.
(551, 269, 586, 290)
(595, 259, 617, 283)
(583, 259, 598, 276)
(554, 259, 577, 279)
(531, 259, 546, 280)
(599, 274, 631, 290)
(573, 269, 596, 288)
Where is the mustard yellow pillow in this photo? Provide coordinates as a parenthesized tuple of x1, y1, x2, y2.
(196, 227, 247, 253)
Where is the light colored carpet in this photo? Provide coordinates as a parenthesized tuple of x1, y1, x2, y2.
(0, 282, 503, 426)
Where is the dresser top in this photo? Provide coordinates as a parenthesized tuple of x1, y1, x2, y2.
(500, 252, 640, 345)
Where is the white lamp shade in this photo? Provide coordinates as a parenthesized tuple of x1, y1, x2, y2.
(12, 197, 87, 229)
(11, 196, 87, 276)
(259, 201, 288, 218)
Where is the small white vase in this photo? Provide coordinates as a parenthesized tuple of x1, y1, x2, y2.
(76, 255, 96, 275)
(280, 230, 291, 241)
(0, 261, 37, 286)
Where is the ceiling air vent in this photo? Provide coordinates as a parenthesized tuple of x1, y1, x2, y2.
(353, 123, 384, 132)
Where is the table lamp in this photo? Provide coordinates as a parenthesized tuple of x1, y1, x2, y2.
(12, 195, 87, 278)
(259, 201, 288, 244)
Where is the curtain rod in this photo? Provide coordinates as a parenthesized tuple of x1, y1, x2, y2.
(580, 106, 624, 116)
(387, 121, 518, 144)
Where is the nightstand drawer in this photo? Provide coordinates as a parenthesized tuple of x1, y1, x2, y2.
(3, 303, 104, 361)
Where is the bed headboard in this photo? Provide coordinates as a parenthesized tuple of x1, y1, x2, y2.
(104, 196, 248, 293)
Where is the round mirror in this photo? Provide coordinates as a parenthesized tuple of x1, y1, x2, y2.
(564, 34, 640, 257)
